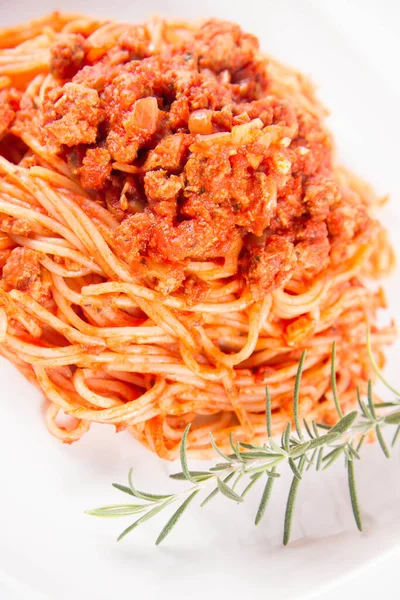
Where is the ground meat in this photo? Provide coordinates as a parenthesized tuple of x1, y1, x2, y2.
(43, 83, 104, 146)
(139, 260, 185, 295)
(11, 104, 41, 144)
(72, 62, 119, 91)
(160, 219, 227, 261)
(111, 211, 156, 263)
(290, 108, 332, 175)
(294, 222, 330, 278)
(100, 58, 164, 162)
(180, 275, 210, 305)
(303, 175, 340, 221)
(4, 16, 370, 302)
(106, 95, 161, 162)
(79, 147, 112, 189)
(0, 88, 20, 139)
(144, 170, 182, 218)
(192, 20, 259, 75)
(53, 255, 86, 273)
(117, 25, 152, 60)
(327, 199, 369, 240)
(144, 134, 192, 172)
(273, 175, 303, 229)
(245, 236, 296, 300)
(101, 175, 145, 221)
(0, 249, 11, 269)
(228, 156, 277, 235)
(327, 195, 372, 265)
(3, 247, 51, 306)
(50, 33, 86, 79)
(0, 216, 33, 236)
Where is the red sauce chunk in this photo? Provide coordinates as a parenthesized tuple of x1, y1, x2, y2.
(27, 18, 372, 301)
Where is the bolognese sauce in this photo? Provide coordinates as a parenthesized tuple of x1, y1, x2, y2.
(0, 14, 394, 456)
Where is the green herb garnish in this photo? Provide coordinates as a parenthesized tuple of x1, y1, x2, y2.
(87, 340, 400, 545)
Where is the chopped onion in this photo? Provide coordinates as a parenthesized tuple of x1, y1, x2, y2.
(188, 109, 213, 134)
(230, 118, 263, 145)
(124, 96, 159, 135)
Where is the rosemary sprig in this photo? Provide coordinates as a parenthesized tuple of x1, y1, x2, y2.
(87, 342, 400, 545)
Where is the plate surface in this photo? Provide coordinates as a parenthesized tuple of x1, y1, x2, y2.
(1, 1, 400, 599)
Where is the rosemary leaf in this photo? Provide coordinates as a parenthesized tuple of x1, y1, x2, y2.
(209, 464, 231, 472)
(283, 472, 301, 544)
(229, 432, 243, 462)
(242, 471, 264, 497)
(217, 478, 244, 503)
(270, 438, 285, 454)
(117, 500, 173, 541)
(384, 411, 400, 425)
(376, 424, 390, 458)
(245, 457, 285, 475)
(303, 419, 315, 440)
(200, 487, 219, 507)
(293, 350, 307, 440)
(255, 469, 276, 525)
(374, 401, 400, 408)
(356, 432, 368, 453)
(344, 446, 352, 461)
(356, 386, 372, 420)
(329, 411, 358, 436)
(331, 341, 343, 418)
(322, 446, 345, 470)
(127, 470, 171, 501)
(246, 452, 284, 459)
(266, 386, 272, 438)
(112, 483, 135, 497)
(290, 437, 301, 446)
(86, 504, 148, 518)
(289, 441, 311, 458)
(232, 472, 244, 491)
(347, 459, 362, 532)
(180, 425, 195, 482)
(316, 423, 331, 431)
(347, 444, 361, 461)
(307, 432, 340, 449)
(288, 458, 302, 480)
(209, 432, 234, 462)
(155, 490, 200, 545)
(367, 380, 377, 420)
(283, 423, 291, 452)
(201, 472, 235, 507)
(239, 442, 257, 450)
(392, 424, 400, 448)
(266, 469, 281, 478)
(312, 420, 321, 437)
(280, 430, 286, 451)
(241, 451, 280, 460)
(316, 447, 324, 471)
(169, 471, 213, 482)
(306, 448, 318, 471)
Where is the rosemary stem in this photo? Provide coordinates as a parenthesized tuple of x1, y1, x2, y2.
(89, 342, 400, 546)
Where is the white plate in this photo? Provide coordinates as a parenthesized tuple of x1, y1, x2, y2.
(1, 1, 400, 599)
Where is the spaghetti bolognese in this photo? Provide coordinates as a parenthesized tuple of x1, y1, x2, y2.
(0, 12, 395, 457)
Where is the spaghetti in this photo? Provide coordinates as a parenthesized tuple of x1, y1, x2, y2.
(0, 13, 395, 458)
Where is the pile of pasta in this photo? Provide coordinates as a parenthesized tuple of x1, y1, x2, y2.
(0, 13, 395, 457)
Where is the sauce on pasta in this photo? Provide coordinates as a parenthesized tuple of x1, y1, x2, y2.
(0, 13, 395, 457)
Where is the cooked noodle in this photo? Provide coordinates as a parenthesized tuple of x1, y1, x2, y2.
(0, 13, 395, 458)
